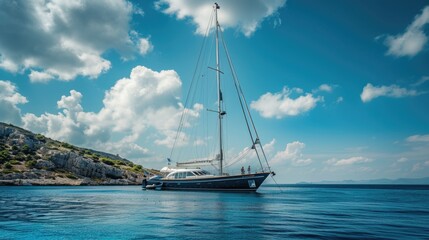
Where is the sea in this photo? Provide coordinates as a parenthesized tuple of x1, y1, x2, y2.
(0, 185, 428, 240)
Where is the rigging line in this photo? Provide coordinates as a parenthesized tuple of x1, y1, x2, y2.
(218, 28, 273, 174)
(204, 30, 215, 159)
(221, 77, 228, 164)
(229, 62, 273, 172)
(218, 27, 264, 172)
(189, 10, 217, 161)
(208, 30, 218, 160)
(169, 9, 215, 159)
(270, 174, 285, 193)
(224, 147, 252, 168)
(188, 19, 215, 160)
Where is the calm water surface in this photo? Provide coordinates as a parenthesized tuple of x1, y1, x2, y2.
(0, 185, 428, 239)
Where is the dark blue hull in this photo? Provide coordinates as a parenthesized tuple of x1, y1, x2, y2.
(158, 172, 271, 192)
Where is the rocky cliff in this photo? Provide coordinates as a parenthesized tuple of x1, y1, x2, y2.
(0, 122, 156, 185)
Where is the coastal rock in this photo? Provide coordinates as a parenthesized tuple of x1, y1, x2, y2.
(0, 172, 23, 180)
(49, 151, 124, 179)
(35, 160, 56, 170)
(0, 122, 147, 186)
(0, 124, 42, 150)
(0, 125, 14, 138)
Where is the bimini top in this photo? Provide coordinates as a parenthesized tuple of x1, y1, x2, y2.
(164, 169, 214, 180)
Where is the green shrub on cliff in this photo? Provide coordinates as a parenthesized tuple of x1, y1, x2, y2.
(25, 160, 37, 168)
(132, 164, 143, 173)
(101, 158, 115, 166)
(65, 173, 78, 179)
(15, 153, 26, 161)
(11, 145, 19, 154)
(4, 162, 12, 169)
(0, 150, 10, 164)
(35, 134, 45, 142)
(115, 160, 126, 166)
(22, 144, 34, 154)
(9, 160, 20, 165)
(61, 142, 77, 151)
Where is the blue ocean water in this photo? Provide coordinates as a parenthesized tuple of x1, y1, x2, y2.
(0, 185, 428, 240)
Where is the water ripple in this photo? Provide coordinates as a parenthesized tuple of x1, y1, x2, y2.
(0, 185, 428, 239)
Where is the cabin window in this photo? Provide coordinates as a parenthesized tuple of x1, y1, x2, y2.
(186, 172, 194, 177)
(193, 171, 200, 176)
(175, 172, 186, 179)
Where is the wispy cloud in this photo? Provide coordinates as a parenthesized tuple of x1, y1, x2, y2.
(382, 5, 429, 57)
(360, 83, 419, 102)
(411, 76, 429, 87)
(411, 161, 429, 172)
(412, 163, 423, 172)
(326, 156, 372, 166)
(406, 134, 429, 143)
(155, 0, 286, 37)
(251, 87, 321, 119)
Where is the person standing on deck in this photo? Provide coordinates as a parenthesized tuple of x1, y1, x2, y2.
(241, 166, 245, 175)
(248, 165, 251, 174)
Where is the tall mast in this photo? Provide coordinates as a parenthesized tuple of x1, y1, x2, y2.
(214, 2, 223, 176)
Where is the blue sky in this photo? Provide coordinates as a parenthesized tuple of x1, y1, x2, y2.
(1, 0, 428, 183)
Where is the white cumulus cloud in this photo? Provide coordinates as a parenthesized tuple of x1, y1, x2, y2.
(383, 5, 429, 57)
(0, 80, 28, 125)
(317, 84, 333, 93)
(236, 138, 277, 161)
(28, 70, 55, 83)
(251, 87, 321, 119)
(138, 37, 153, 56)
(20, 66, 202, 160)
(0, 0, 148, 82)
(271, 141, 312, 166)
(155, 0, 286, 37)
(360, 83, 419, 102)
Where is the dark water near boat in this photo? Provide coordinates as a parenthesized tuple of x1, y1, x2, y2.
(0, 185, 428, 239)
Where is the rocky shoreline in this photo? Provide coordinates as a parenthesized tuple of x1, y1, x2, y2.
(0, 178, 140, 186)
(0, 122, 151, 186)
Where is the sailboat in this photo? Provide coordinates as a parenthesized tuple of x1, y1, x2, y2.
(143, 3, 275, 192)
